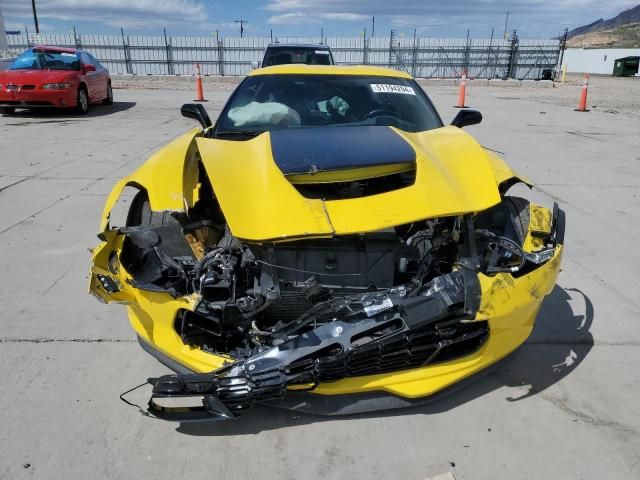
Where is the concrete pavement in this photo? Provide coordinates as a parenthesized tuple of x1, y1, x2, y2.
(1, 84, 638, 480)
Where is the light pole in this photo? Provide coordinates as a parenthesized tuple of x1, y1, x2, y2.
(0, 4, 8, 55)
(31, 0, 40, 34)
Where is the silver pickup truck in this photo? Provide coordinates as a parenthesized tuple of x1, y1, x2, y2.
(252, 43, 334, 69)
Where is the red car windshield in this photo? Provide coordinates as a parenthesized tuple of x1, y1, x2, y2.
(9, 49, 81, 71)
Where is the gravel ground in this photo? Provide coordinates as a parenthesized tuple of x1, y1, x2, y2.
(449, 74, 640, 119)
(113, 72, 640, 118)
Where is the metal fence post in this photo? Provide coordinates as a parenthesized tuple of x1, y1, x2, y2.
(389, 30, 396, 68)
(506, 30, 518, 79)
(363, 38, 368, 64)
(163, 28, 173, 75)
(72, 27, 82, 48)
(120, 27, 132, 74)
(557, 28, 568, 77)
(463, 32, 471, 77)
(218, 38, 225, 76)
(411, 32, 418, 77)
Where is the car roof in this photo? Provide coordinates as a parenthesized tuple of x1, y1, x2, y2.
(32, 45, 79, 54)
(266, 43, 330, 49)
(249, 64, 413, 79)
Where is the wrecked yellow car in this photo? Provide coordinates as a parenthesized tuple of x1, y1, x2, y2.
(89, 65, 565, 421)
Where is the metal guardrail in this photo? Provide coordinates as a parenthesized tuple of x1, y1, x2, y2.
(6, 33, 561, 79)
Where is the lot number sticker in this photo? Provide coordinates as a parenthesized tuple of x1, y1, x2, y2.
(371, 84, 416, 95)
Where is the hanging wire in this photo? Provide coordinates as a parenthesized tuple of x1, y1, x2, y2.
(119, 381, 152, 416)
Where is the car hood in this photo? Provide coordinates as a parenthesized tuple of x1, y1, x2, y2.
(0, 69, 74, 84)
(196, 125, 503, 241)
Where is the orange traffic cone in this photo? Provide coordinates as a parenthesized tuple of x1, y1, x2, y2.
(575, 74, 589, 112)
(194, 63, 207, 102)
(455, 70, 467, 108)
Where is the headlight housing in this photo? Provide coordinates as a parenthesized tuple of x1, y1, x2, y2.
(42, 83, 71, 90)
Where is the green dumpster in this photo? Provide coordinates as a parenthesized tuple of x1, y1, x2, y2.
(613, 56, 639, 77)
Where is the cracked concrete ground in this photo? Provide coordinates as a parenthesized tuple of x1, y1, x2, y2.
(0, 81, 639, 480)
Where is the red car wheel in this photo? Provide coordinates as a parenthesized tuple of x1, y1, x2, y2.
(75, 86, 89, 114)
(102, 83, 113, 105)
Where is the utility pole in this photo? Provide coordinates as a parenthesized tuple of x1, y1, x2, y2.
(503, 10, 509, 40)
(31, 0, 40, 34)
(234, 19, 247, 38)
(372, 16, 375, 37)
(0, 4, 8, 55)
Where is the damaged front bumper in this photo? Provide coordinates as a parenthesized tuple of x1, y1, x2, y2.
(143, 242, 562, 421)
(91, 192, 564, 422)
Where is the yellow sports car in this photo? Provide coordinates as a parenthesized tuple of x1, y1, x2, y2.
(89, 65, 565, 421)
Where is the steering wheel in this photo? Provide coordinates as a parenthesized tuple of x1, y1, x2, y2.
(366, 108, 396, 119)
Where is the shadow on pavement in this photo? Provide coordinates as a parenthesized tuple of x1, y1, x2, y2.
(177, 284, 594, 436)
(1, 101, 136, 122)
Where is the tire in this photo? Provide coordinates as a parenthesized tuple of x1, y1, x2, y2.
(473, 195, 530, 247)
(126, 191, 175, 227)
(75, 86, 89, 114)
(102, 82, 113, 105)
(503, 196, 530, 246)
(1, 107, 16, 114)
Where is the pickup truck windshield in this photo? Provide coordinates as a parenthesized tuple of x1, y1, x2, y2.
(215, 74, 442, 138)
(263, 47, 332, 67)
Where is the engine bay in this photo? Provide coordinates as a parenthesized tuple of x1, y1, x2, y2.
(104, 185, 562, 420)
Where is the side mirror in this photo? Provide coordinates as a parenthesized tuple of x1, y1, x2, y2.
(251, 61, 260, 69)
(82, 64, 96, 73)
(451, 109, 482, 128)
(181, 103, 212, 130)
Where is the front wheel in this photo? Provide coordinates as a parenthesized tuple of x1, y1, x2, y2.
(75, 86, 89, 114)
(1, 107, 16, 114)
(102, 82, 113, 105)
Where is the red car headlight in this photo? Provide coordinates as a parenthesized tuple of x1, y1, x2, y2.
(42, 83, 71, 90)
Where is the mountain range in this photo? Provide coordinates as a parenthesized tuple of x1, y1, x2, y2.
(566, 4, 640, 38)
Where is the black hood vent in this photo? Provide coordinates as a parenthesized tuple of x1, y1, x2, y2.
(270, 125, 416, 175)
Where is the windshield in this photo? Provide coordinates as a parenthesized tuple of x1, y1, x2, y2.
(9, 49, 80, 71)
(263, 48, 332, 66)
(215, 74, 442, 137)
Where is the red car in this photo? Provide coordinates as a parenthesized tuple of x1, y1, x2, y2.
(0, 45, 112, 114)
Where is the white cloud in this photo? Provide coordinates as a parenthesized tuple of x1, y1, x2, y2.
(1, 0, 208, 29)
(319, 13, 370, 22)
(263, 0, 640, 27)
(264, 0, 308, 12)
(267, 12, 308, 25)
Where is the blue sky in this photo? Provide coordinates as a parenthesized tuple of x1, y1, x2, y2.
(2, 0, 639, 38)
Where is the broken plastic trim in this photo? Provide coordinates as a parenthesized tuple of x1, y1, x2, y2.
(146, 269, 487, 421)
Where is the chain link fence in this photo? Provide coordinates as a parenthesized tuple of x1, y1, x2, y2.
(5, 32, 561, 79)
